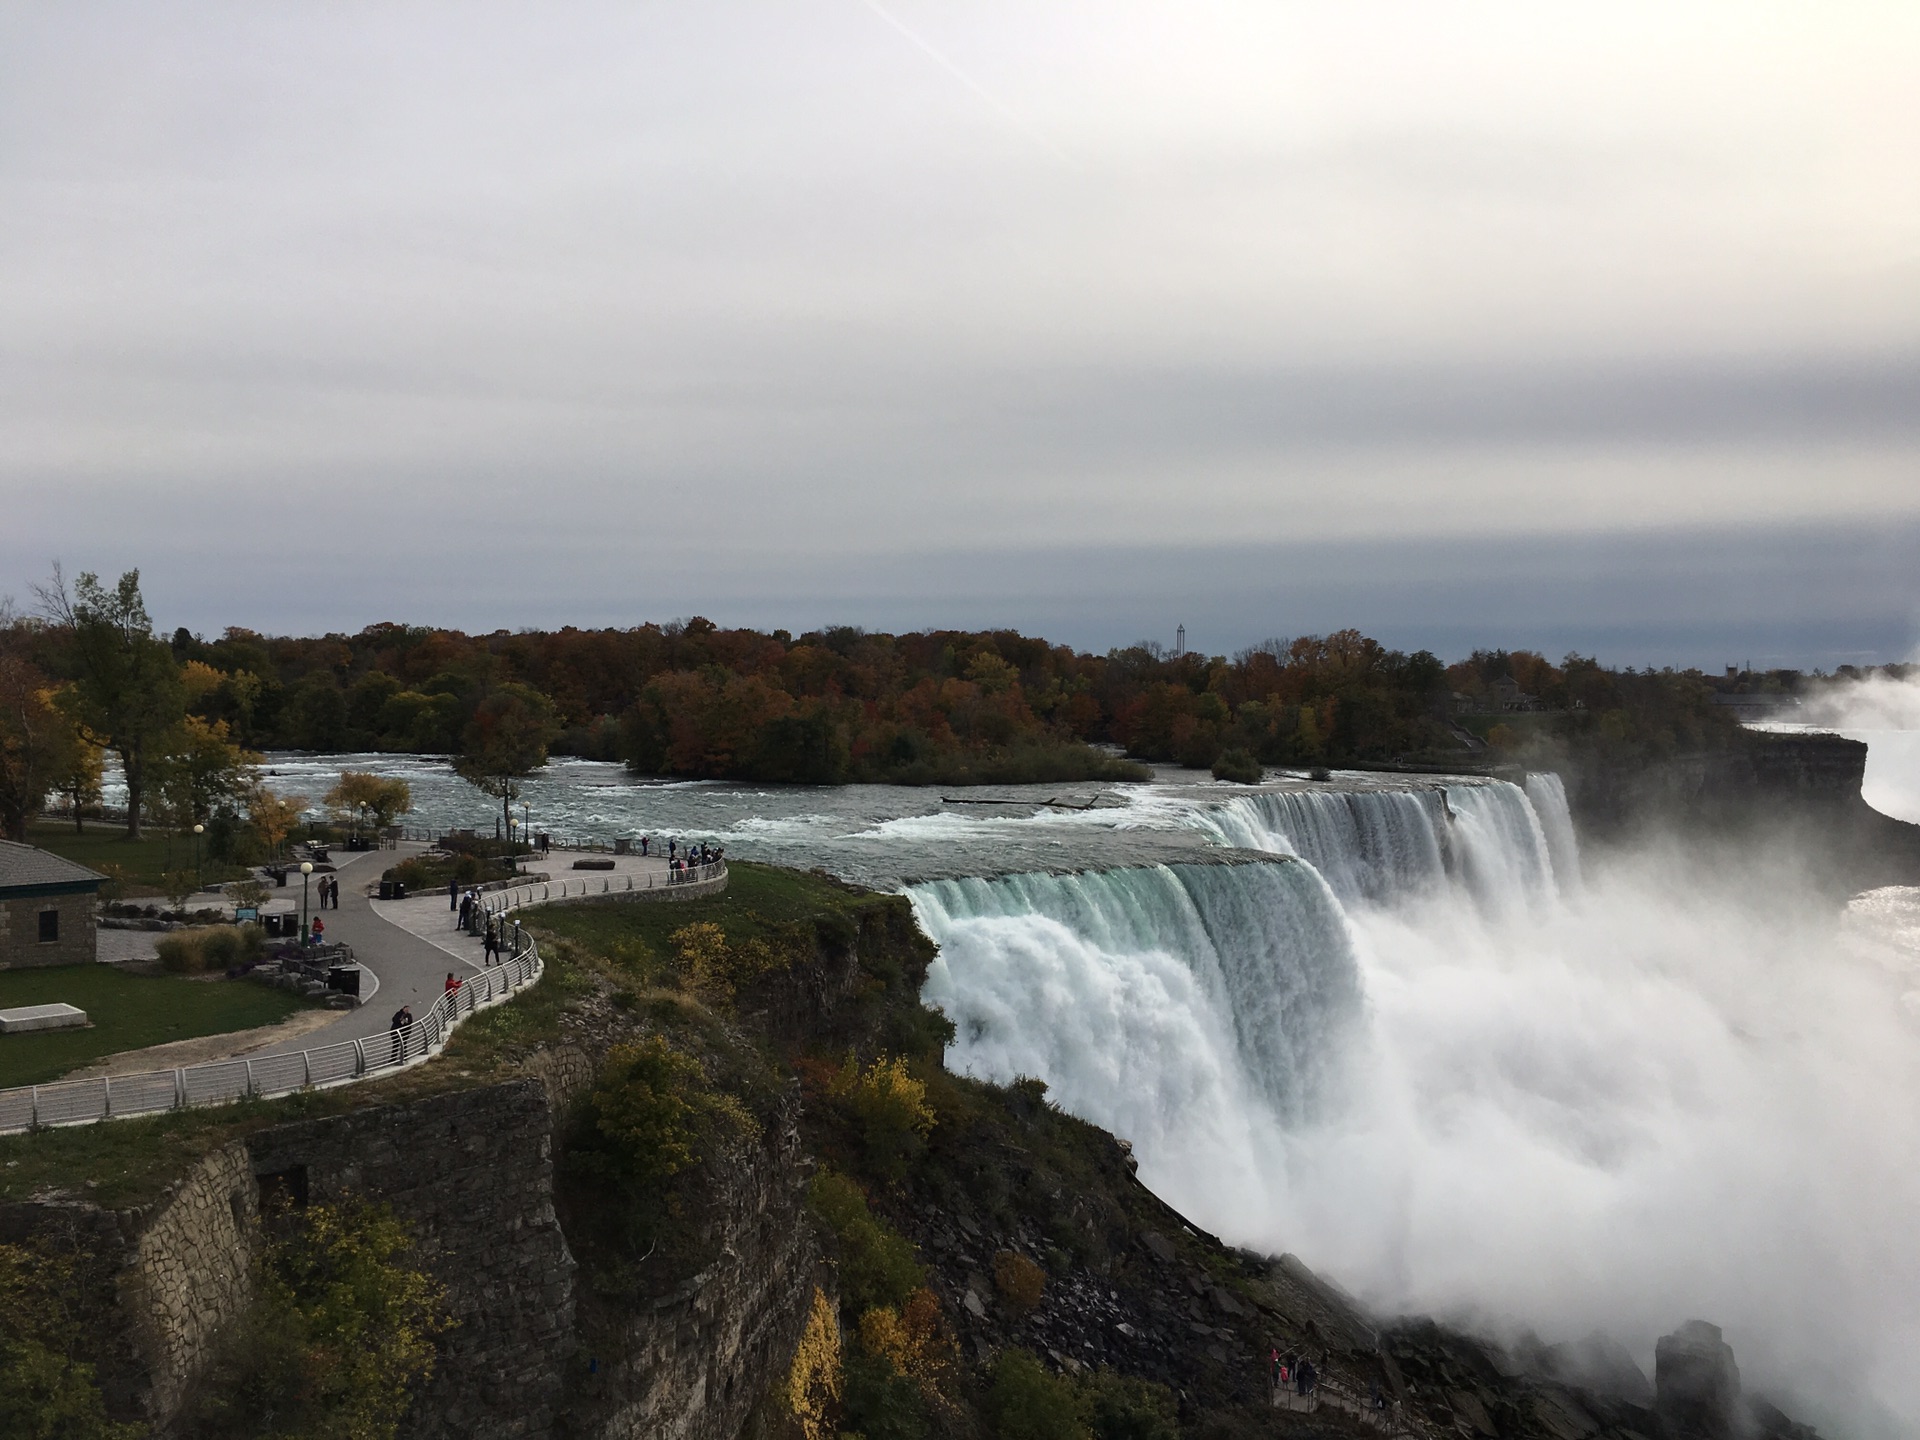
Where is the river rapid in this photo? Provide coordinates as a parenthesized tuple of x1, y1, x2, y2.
(250, 750, 1920, 1436)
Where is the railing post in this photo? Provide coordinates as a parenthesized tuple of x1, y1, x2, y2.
(102, 1075, 111, 1119)
(29, 1086, 37, 1128)
(355, 1038, 366, 1076)
(303, 1049, 313, 1087)
(244, 1059, 256, 1097)
(175, 1068, 186, 1109)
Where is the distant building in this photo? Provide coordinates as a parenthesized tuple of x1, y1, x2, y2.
(0, 841, 105, 969)
(1490, 677, 1540, 712)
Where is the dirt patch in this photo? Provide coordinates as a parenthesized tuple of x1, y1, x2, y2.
(56, 1006, 343, 1079)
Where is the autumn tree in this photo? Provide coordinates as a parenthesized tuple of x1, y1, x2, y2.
(453, 682, 558, 840)
(325, 771, 413, 839)
(248, 787, 307, 860)
(37, 568, 184, 838)
(0, 653, 94, 841)
(153, 716, 261, 831)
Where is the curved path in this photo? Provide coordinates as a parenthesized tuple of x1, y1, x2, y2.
(254, 845, 675, 1057)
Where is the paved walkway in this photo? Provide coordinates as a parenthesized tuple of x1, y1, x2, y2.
(252, 845, 675, 1058)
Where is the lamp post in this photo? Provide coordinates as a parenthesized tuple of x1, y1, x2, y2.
(300, 861, 314, 944)
(192, 822, 204, 890)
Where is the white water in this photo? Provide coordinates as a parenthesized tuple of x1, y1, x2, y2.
(914, 775, 1920, 1436)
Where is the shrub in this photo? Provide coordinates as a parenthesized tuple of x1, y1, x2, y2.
(158, 923, 265, 974)
(1210, 747, 1263, 784)
(570, 1037, 757, 1251)
(830, 1054, 936, 1179)
(986, 1349, 1086, 1440)
(0, 1242, 139, 1439)
(842, 1350, 929, 1440)
(187, 1202, 451, 1440)
(783, 1286, 842, 1440)
(992, 1250, 1046, 1316)
(669, 922, 782, 1009)
(806, 1170, 923, 1314)
(1078, 1369, 1179, 1440)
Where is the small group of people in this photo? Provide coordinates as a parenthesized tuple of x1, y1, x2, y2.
(1270, 1348, 1317, 1398)
(313, 874, 340, 908)
(665, 839, 722, 880)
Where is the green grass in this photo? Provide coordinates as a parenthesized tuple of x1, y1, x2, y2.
(25, 819, 251, 897)
(524, 860, 876, 964)
(0, 965, 310, 1088)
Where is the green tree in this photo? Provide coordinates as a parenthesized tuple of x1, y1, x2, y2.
(453, 682, 558, 840)
(37, 569, 184, 839)
(0, 1240, 141, 1439)
(189, 1203, 451, 1440)
(153, 717, 259, 831)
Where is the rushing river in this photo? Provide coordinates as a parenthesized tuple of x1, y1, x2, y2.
(237, 748, 1920, 1435)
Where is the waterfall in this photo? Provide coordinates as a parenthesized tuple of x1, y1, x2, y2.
(912, 861, 1364, 1137)
(1197, 777, 1567, 912)
(1201, 788, 1450, 902)
(1524, 772, 1583, 894)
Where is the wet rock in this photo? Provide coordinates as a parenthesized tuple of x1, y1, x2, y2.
(1140, 1230, 1176, 1264)
(963, 1288, 987, 1320)
(1655, 1320, 1742, 1440)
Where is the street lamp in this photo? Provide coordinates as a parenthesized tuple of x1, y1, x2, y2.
(300, 861, 314, 943)
(192, 822, 204, 890)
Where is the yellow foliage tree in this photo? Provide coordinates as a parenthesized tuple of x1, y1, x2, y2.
(670, 921, 782, 1008)
(784, 1286, 842, 1440)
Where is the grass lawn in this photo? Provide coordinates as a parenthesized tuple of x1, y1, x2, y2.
(0, 964, 310, 1089)
(24, 819, 252, 898)
(525, 860, 873, 964)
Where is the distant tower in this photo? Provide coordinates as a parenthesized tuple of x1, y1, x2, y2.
(1176, 624, 1185, 657)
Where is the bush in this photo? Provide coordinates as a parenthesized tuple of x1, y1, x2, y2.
(669, 922, 783, 1009)
(842, 1350, 929, 1440)
(1078, 1369, 1179, 1440)
(830, 1054, 936, 1180)
(187, 1202, 451, 1440)
(569, 1037, 757, 1252)
(986, 1349, 1086, 1440)
(0, 1241, 138, 1440)
(1210, 748, 1263, 784)
(783, 1287, 842, 1440)
(806, 1170, 923, 1314)
(992, 1250, 1046, 1316)
(156, 923, 265, 974)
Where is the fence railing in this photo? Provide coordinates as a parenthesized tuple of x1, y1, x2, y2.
(394, 825, 677, 856)
(0, 937, 544, 1135)
(470, 862, 726, 930)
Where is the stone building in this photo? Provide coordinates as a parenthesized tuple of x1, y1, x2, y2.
(0, 840, 105, 969)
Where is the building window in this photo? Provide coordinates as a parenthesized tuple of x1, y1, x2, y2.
(38, 909, 59, 944)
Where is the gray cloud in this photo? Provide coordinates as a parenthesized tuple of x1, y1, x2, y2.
(3, 2, 1918, 654)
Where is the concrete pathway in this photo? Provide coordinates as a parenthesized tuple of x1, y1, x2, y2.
(251, 845, 676, 1059)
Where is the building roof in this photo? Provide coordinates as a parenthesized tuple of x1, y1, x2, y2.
(0, 840, 107, 895)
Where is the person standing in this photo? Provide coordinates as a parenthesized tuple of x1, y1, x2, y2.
(449, 876, 459, 911)
(389, 1004, 412, 1062)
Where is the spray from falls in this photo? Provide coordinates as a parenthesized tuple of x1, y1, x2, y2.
(914, 773, 1920, 1432)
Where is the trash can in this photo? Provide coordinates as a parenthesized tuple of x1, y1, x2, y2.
(326, 964, 364, 997)
(393, 881, 407, 900)
(378, 880, 394, 900)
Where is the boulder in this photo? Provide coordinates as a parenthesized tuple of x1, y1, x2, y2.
(1655, 1320, 1742, 1440)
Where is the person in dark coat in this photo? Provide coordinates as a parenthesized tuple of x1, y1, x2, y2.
(449, 877, 459, 910)
(389, 1004, 413, 1061)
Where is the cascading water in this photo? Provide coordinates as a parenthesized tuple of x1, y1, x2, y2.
(1524, 771, 1583, 894)
(913, 861, 1363, 1132)
(1199, 787, 1450, 902)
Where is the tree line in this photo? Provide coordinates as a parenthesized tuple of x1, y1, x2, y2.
(2, 567, 1762, 845)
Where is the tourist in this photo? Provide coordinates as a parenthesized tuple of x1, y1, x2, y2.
(667, 838, 676, 862)
(457, 891, 472, 929)
(310, 914, 325, 945)
(445, 971, 461, 995)
(639, 835, 649, 856)
(448, 877, 459, 911)
(483, 921, 499, 964)
(389, 1004, 412, 1061)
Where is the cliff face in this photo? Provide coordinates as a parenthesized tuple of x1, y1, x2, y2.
(1565, 730, 1920, 891)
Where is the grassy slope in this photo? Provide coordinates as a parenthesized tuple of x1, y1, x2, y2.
(0, 965, 312, 1088)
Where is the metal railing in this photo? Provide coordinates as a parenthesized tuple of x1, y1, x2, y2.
(0, 937, 544, 1135)
(471, 861, 726, 928)
(393, 825, 676, 856)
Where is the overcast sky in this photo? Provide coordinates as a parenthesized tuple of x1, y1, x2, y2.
(3, 2, 1917, 664)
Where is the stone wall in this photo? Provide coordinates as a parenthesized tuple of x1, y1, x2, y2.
(117, 1142, 261, 1422)
(0, 889, 98, 968)
(247, 1080, 578, 1440)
